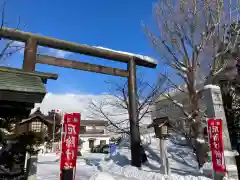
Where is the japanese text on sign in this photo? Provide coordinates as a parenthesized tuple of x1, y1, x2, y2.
(207, 119, 225, 172)
(60, 113, 81, 171)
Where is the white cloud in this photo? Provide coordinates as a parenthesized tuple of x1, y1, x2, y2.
(12, 41, 24, 46)
(10, 41, 25, 54)
(48, 48, 72, 58)
(33, 93, 101, 119)
(32, 93, 152, 125)
(10, 41, 71, 58)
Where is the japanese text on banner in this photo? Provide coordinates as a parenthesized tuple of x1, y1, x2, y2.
(60, 113, 80, 170)
(207, 119, 225, 172)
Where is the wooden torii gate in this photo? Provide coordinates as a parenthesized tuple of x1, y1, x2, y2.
(0, 27, 157, 167)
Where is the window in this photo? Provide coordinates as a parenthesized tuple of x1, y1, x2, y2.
(100, 140, 106, 146)
(80, 126, 86, 133)
(31, 121, 42, 132)
(161, 103, 177, 113)
(89, 139, 95, 149)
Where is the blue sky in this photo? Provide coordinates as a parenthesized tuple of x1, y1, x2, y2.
(4, 0, 161, 94)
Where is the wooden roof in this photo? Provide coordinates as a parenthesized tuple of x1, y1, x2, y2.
(0, 71, 45, 93)
(0, 66, 58, 92)
(20, 108, 53, 125)
(147, 117, 170, 128)
(0, 66, 58, 103)
(0, 66, 58, 81)
(20, 114, 53, 125)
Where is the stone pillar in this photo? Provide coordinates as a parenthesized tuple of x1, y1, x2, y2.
(203, 85, 238, 180)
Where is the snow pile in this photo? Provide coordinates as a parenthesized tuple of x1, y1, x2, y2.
(37, 154, 98, 180)
(97, 163, 211, 180)
(36, 136, 236, 180)
(96, 137, 212, 180)
(89, 172, 117, 180)
(89, 172, 133, 180)
(37, 153, 60, 163)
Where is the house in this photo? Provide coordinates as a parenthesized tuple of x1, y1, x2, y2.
(16, 108, 110, 152)
(79, 120, 110, 153)
(15, 108, 59, 140)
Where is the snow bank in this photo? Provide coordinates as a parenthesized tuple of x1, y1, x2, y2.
(37, 153, 98, 180)
(98, 163, 211, 180)
(36, 137, 235, 180)
(96, 137, 212, 180)
(38, 153, 60, 163)
(89, 172, 117, 180)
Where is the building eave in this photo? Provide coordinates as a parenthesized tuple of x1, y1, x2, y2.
(79, 134, 110, 137)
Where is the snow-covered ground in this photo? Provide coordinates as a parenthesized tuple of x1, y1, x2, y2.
(37, 153, 99, 180)
(35, 136, 229, 180)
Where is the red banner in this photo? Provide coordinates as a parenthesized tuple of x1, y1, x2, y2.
(207, 119, 226, 172)
(60, 113, 81, 171)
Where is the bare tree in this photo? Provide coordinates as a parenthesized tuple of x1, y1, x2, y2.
(88, 74, 166, 135)
(143, 0, 240, 168)
(0, 1, 24, 63)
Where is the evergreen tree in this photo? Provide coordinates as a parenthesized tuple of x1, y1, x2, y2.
(221, 79, 240, 178)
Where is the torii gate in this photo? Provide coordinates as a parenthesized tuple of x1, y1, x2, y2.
(0, 27, 157, 167)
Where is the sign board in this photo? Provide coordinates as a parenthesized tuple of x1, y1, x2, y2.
(207, 119, 226, 172)
(60, 113, 81, 179)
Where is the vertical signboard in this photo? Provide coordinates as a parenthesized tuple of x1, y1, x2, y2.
(60, 113, 81, 180)
(207, 119, 226, 173)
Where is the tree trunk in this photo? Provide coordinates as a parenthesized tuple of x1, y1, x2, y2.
(191, 121, 207, 168)
(140, 145, 148, 164)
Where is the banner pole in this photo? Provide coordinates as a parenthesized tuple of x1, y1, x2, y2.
(59, 112, 64, 180)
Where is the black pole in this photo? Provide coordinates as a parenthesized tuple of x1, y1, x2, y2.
(128, 58, 141, 167)
(61, 168, 74, 180)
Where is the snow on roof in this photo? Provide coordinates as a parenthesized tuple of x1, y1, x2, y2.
(94, 46, 157, 65)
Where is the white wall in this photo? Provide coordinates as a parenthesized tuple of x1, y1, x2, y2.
(141, 132, 155, 145)
(85, 125, 105, 130)
(80, 136, 110, 152)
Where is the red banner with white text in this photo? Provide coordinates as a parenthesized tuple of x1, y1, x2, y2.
(60, 113, 81, 172)
(207, 119, 225, 172)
